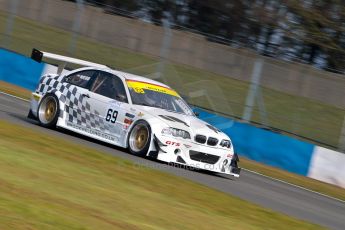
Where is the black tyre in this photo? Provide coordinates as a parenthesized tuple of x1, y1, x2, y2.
(128, 120, 151, 156)
(27, 109, 37, 120)
(37, 93, 59, 128)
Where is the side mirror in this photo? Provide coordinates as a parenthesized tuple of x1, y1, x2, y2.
(116, 94, 127, 102)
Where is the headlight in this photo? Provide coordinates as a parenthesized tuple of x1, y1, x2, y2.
(162, 127, 191, 139)
(220, 139, 232, 148)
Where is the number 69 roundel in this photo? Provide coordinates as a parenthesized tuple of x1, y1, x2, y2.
(105, 108, 118, 123)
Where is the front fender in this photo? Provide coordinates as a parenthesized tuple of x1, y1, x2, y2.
(123, 116, 166, 156)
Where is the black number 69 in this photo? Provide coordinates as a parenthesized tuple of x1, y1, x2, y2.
(106, 109, 118, 123)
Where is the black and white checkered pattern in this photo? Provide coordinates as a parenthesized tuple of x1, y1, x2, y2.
(36, 74, 111, 133)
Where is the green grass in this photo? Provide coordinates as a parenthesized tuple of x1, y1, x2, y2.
(0, 11, 344, 148)
(0, 120, 324, 230)
(0, 81, 31, 99)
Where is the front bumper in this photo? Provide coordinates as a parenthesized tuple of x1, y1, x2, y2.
(153, 134, 240, 177)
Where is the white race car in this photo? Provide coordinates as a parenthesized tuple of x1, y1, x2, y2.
(28, 49, 240, 177)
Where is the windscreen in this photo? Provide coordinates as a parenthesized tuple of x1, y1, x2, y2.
(127, 80, 194, 116)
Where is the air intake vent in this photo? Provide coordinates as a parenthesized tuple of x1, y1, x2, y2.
(195, 134, 206, 144)
(159, 115, 189, 127)
(207, 137, 219, 146)
(189, 150, 220, 164)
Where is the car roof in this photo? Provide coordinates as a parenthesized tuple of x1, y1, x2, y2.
(111, 69, 171, 89)
(119, 71, 171, 88)
(72, 66, 172, 89)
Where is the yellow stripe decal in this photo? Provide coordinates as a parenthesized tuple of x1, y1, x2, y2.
(127, 80, 180, 97)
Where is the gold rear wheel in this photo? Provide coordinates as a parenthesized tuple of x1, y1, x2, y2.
(45, 99, 56, 122)
(38, 95, 58, 126)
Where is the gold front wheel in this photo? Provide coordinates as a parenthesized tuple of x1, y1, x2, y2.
(129, 122, 150, 155)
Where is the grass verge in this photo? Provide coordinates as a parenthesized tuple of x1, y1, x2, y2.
(0, 10, 344, 147)
(0, 81, 31, 100)
(0, 81, 344, 201)
(0, 120, 324, 229)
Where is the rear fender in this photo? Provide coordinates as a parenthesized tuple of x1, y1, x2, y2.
(49, 90, 66, 120)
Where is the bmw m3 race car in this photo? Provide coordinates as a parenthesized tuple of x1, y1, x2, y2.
(28, 49, 240, 177)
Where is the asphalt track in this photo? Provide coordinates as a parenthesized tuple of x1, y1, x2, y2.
(1, 93, 345, 229)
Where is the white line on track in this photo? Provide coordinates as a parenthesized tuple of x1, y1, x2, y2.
(243, 168, 345, 204)
(1, 90, 344, 204)
(0, 91, 29, 102)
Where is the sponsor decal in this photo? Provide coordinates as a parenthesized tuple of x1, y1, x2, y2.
(108, 100, 122, 108)
(76, 74, 91, 81)
(66, 121, 118, 142)
(126, 80, 180, 97)
(124, 118, 133, 124)
(227, 153, 233, 158)
(125, 113, 135, 118)
(123, 118, 133, 130)
(138, 112, 144, 117)
(165, 141, 181, 146)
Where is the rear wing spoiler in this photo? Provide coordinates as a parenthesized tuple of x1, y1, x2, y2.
(31, 48, 108, 75)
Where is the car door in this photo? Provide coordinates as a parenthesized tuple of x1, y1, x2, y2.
(61, 69, 97, 128)
(87, 70, 132, 146)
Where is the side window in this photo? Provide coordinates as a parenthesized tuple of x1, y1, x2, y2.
(90, 71, 128, 103)
(64, 70, 95, 88)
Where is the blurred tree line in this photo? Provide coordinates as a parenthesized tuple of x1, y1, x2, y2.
(83, 0, 345, 73)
